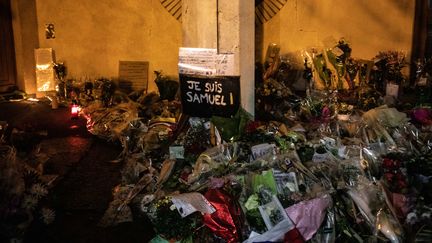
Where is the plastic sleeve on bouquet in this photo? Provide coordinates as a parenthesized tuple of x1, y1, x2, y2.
(347, 179, 404, 242)
(243, 219, 298, 243)
(285, 194, 332, 241)
(188, 143, 239, 184)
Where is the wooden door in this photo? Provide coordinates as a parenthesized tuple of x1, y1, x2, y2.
(426, 0, 432, 57)
(0, 0, 17, 92)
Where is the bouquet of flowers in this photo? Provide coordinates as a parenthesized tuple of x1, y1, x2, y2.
(325, 38, 352, 90)
(371, 51, 407, 93)
(382, 155, 408, 194)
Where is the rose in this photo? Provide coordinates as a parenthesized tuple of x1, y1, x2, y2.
(382, 158, 393, 169)
(384, 172, 394, 182)
(246, 121, 261, 133)
(382, 158, 401, 170)
(411, 108, 432, 125)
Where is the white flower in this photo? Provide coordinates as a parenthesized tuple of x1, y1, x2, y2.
(22, 195, 38, 210)
(169, 204, 177, 211)
(40, 208, 55, 224)
(421, 212, 431, 219)
(140, 194, 155, 213)
(406, 212, 418, 225)
(30, 183, 48, 198)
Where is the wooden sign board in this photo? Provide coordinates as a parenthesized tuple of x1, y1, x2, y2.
(180, 75, 240, 117)
(118, 61, 149, 92)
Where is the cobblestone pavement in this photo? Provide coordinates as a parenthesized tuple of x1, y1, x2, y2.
(0, 100, 154, 243)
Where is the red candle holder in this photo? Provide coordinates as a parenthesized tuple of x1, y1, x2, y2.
(71, 104, 79, 119)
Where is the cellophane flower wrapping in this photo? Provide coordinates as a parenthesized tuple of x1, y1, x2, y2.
(73, 52, 432, 243)
(285, 194, 332, 240)
(347, 178, 404, 242)
(203, 188, 244, 243)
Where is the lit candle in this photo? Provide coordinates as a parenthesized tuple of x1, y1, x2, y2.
(71, 104, 79, 118)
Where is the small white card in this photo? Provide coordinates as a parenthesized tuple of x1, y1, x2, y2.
(386, 83, 399, 97)
(171, 192, 216, 218)
(251, 143, 276, 160)
(169, 146, 185, 159)
(312, 152, 329, 163)
(258, 195, 290, 230)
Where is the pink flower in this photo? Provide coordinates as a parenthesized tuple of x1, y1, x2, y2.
(411, 108, 432, 125)
(321, 106, 331, 119)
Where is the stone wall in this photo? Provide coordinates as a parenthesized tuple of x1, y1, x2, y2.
(12, 0, 415, 94)
(260, 0, 415, 64)
(35, 0, 182, 92)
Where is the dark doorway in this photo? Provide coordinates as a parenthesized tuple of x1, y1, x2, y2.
(0, 0, 17, 92)
(410, 0, 431, 83)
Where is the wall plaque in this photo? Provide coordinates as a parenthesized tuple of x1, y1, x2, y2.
(118, 61, 149, 92)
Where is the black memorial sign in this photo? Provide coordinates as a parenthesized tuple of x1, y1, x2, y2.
(179, 75, 240, 117)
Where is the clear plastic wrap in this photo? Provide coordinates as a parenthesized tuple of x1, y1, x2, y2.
(82, 102, 139, 140)
(187, 143, 239, 184)
(361, 105, 412, 151)
(243, 219, 295, 243)
(346, 178, 404, 242)
(170, 192, 215, 217)
(300, 90, 336, 130)
(98, 185, 134, 227)
(309, 48, 332, 90)
(361, 146, 382, 178)
(117, 120, 148, 157)
(362, 105, 409, 128)
(324, 38, 352, 90)
(310, 208, 336, 243)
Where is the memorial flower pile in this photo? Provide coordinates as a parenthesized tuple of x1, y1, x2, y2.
(77, 43, 432, 242)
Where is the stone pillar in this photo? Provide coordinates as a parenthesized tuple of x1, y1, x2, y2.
(218, 0, 255, 116)
(182, 0, 217, 48)
(182, 0, 255, 116)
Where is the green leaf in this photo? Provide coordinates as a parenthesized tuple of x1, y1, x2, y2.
(211, 108, 253, 142)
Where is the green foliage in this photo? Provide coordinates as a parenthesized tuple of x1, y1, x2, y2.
(211, 108, 253, 142)
(150, 197, 199, 241)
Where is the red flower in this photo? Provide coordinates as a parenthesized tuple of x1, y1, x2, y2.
(395, 172, 405, 181)
(382, 158, 394, 169)
(284, 227, 305, 243)
(245, 121, 260, 133)
(384, 172, 394, 182)
(397, 180, 408, 189)
(393, 159, 401, 168)
(382, 158, 401, 170)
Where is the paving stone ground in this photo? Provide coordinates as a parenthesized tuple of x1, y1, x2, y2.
(1, 100, 154, 243)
